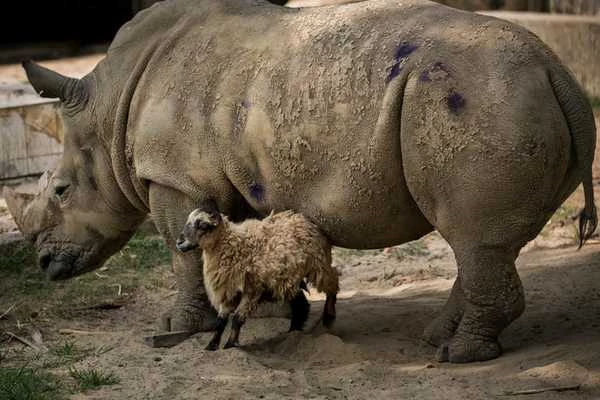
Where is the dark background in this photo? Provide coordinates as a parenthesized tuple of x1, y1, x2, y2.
(0, 1, 162, 63)
(0, 0, 290, 64)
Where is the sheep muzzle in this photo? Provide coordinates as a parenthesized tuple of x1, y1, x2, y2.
(176, 236, 198, 252)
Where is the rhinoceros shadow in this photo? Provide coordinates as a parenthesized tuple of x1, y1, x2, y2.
(242, 244, 600, 369)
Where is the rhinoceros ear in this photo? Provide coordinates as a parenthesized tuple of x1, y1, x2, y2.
(22, 60, 87, 104)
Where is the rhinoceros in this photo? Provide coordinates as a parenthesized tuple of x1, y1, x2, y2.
(4, 0, 597, 363)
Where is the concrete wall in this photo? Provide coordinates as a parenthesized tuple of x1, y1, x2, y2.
(480, 12, 600, 98)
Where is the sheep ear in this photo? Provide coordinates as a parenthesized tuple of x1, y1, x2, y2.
(209, 212, 221, 226)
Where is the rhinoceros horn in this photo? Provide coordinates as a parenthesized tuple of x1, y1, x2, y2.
(3, 170, 56, 240)
(22, 61, 87, 103)
(3, 187, 37, 238)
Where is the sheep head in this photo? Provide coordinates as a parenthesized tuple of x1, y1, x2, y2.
(176, 209, 222, 252)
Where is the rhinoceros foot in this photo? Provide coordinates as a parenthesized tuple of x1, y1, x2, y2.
(160, 296, 217, 333)
(435, 334, 502, 363)
(422, 316, 459, 348)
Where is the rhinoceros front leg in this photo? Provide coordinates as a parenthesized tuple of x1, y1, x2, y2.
(422, 276, 465, 347)
(160, 250, 217, 332)
(436, 245, 525, 363)
(149, 184, 217, 333)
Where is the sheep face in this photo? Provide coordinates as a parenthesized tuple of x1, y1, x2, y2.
(176, 209, 222, 252)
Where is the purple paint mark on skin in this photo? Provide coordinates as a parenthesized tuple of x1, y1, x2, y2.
(387, 42, 418, 83)
(388, 62, 402, 81)
(249, 182, 265, 202)
(447, 90, 465, 114)
(395, 43, 418, 59)
(419, 70, 432, 82)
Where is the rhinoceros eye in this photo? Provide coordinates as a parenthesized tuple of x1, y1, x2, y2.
(54, 184, 70, 199)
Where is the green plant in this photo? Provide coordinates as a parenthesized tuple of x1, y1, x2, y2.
(107, 232, 171, 270)
(0, 243, 37, 274)
(41, 342, 94, 369)
(50, 342, 76, 358)
(69, 367, 120, 391)
(0, 366, 63, 400)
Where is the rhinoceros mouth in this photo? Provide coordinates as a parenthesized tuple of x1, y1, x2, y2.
(38, 244, 92, 280)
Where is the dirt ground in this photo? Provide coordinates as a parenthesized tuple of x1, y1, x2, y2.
(2, 180, 600, 399)
(65, 242, 600, 400)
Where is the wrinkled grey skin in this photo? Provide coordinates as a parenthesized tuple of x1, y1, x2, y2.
(4, 0, 597, 363)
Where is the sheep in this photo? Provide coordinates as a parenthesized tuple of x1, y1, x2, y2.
(176, 208, 339, 351)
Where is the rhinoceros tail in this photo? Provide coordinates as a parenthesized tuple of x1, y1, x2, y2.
(550, 69, 597, 249)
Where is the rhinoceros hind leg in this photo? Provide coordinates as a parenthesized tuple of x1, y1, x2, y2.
(422, 277, 465, 347)
(436, 336, 501, 363)
(436, 245, 524, 363)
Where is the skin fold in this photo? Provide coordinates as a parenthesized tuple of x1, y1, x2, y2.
(4, 0, 596, 363)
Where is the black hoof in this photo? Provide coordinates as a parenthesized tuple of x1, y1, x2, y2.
(289, 290, 310, 331)
(223, 341, 238, 349)
(205, 342, 219, 351)
(322, 312, 336, 328)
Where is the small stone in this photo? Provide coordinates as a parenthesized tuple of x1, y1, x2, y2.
(425, 363, 436, 369)
(153, 357, 162, 362)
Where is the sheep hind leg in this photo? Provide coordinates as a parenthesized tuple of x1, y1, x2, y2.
(322, 293, 337, 328)
(289, 290, 310, 331)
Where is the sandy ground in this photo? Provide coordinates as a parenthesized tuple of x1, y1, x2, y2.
(3, 194, 600, 399)
(24, 232, 600, 400)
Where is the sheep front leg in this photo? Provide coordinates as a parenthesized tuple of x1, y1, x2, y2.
(206, 308, 232, 351)
(224, 294, 260, 349)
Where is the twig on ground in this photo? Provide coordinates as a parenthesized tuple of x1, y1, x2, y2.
(74, 302, 125, 311)
(502, 384, 581, 396)
(59, 328, 119, 335)
(584, 239, 600, 245)
(5, 331, 42, 351)
(163, 290, 178, 298)
(95, 272, 109, 278)
(110, 284, 122, 296)
(0, 303, 16, 320)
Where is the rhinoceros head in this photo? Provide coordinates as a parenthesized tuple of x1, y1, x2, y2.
(3, 62, 145, 280)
